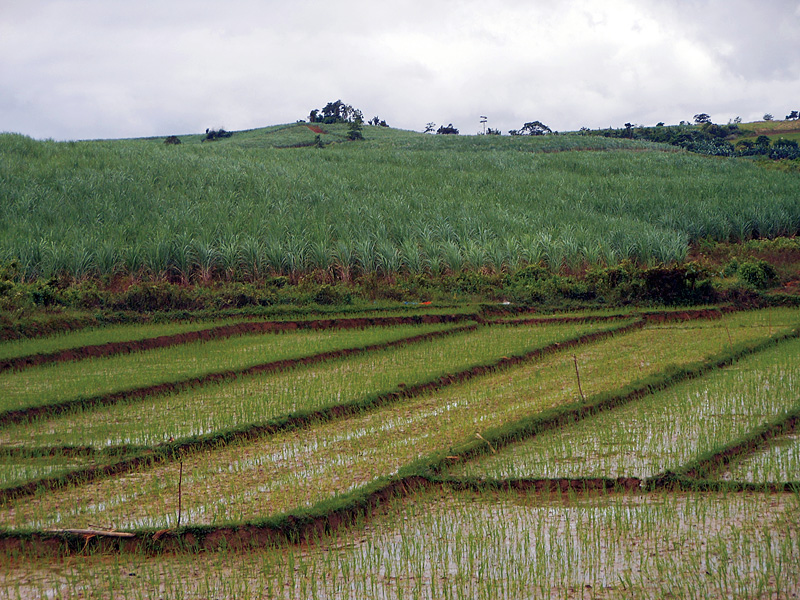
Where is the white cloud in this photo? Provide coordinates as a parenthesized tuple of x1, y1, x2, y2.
(1, 0, 799, 139)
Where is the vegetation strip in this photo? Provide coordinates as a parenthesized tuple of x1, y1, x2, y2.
(0, 324, 476, 427)
(0, 313, 475, 373)
(0, 320, 640, 501)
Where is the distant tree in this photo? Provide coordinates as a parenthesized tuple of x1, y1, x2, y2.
(656, 122, 665, 127)
(164, 135, 181, 145)
(520, 121, 552, 136)
(321, 100, 345, 122)
(764, 113, 774, 121)
(624, 123, 634, 138)
(756, 135, 771, 149)
(347, 115, 364, 141)
(309, 109, 319, 123)
(508, 129, 520, 136)
(486, 127, 502, 135)
(436, 124, 459, 135)
(368, 116, 388, 127)
(787, 110, 799, 120)
(424, 122, 436, 134)
(203, 128, 232, 141)
(733, 116, 742, 124)
(693, 113, 712, 124)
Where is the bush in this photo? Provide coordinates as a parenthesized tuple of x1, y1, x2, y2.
(28, 279, 60, 306)
(436, 124, 459, 135)
(641, 262, 715, 304)
(116, 282, 194, 311)
(312, 284, 351, 306)
(203, 129, 232, 142)
(585, 261, 643, 302)
(738, 260, 778, 289)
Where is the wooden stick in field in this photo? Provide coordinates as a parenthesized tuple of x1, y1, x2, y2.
(573, 354, 586, 401)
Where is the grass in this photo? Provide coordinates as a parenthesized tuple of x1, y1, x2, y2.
(0, 322, 462, 413)
(3, 125, 800, 281)
(0, 312, 785, 530)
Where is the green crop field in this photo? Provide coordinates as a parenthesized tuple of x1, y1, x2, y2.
(1, 306, 799, 599)
(3, 123, 800, 283)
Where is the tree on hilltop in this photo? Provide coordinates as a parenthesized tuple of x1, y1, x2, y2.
(693, 113, 712, 125)
(436, 124, 459, 135)
(308, 100, 363, 124)
(509, 121, 552, 136)
(521, 121, 552, 135)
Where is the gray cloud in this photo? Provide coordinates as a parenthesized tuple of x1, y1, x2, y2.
(2, 0, 799, 140)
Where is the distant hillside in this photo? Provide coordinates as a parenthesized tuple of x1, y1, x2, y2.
(737, 120, 800, 144)
(1, 123, 799, 283)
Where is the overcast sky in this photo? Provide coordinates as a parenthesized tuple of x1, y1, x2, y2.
(2, 0, 800, 141)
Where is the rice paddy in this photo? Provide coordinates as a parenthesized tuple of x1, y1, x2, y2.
(0, 306, 798, 599)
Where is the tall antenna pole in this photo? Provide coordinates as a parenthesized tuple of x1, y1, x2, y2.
(480, 115, 488, 135)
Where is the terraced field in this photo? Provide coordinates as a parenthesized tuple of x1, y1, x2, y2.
(1, 306, 799, 599)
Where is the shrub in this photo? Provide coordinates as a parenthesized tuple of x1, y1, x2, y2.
(312, 284, 351, 306)
(641, 262, 715, 304)
(203, 128, 232, 142)
(117, 282, 194, 311)
(436, 124, 459, 135)
(738, 260, 778, 289)
(29, 280, 58, 306)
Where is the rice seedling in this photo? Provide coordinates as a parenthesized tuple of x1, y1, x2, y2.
(0, 453, 103, 490)
(451, 334, 800, 480)
(720, 433, 800, 483)
(2, 487, 798, 600)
